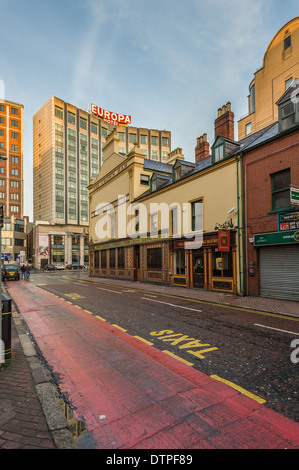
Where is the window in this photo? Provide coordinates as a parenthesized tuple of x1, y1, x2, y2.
(110, 213, 115, 238)
(147, 247, 162, 269)
(0, 105, 4, 112)
(129, 133, 136, 144)
(173, 249, 186, 275)
(280, 102, 295, 131)
(250, 84, 255, 113)
(151, 136, 158, 146)
(174, 166, 181, 181)
(110, 248, 116, 268)
(285, 78, 293, 90)
(11, 205, 19, 213)
(151, 150, 159, 161)
(11, 108, 18, 115)
(118, 247, 125, 268)
(101, 250, 107, 268)
(11, 193, 19, 200)
(15, 239, 24, 247)
(0, 142, 4, 149)
(91, 123, 97, 134)
(0, 130, 4, 136)
(271, 169, 291, 210)
(68, 112, 75, 125)
(11, 181, 19, 188)
(0, 179, 4, 186)
(11, 169, 18, 175)
(162, 137, 169, 147)
(245, 123, 252, 135)
(11, 132, 18, 139)
(80, 118, 87, 130)
(171, 206, 178, 236)
(140, 174, 149, 186)
(94, 251, 100, 269)
(2, 238, 12, 246)
(214, 144, 224, 161)
(191, 200, 203, 231)
(151, 178, 157, 192)
(150, 213, 158, 233)
(162, 151, 168, 162)
(102, 128, 108, 138)
(0, 167, 4, 173)
(140, 134, 147, 145)
(14, 223, 24, 232)
(11, 120, 18, 127)
(284, 35, 291, 50)
(0, 117, 4, 124)
(0, 192, 4, 199)
(55, 106, 63, 119)
(118, 132, 125, 141)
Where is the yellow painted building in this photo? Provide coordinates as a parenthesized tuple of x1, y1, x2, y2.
(238, 17, 299, 139)
(88, 126, 244, 295)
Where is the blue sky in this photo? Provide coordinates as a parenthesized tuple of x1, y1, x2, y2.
(0, 0, 298, 220)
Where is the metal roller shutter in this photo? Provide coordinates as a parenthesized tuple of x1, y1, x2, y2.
(259, 245, 299, 300)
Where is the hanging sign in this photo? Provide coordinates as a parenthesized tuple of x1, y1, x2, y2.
(218, 230, 230, 252)
(91, 104, 131, 126)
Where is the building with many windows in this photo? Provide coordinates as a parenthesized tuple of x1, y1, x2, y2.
(32, 96, 171, 268)
(0, 99, 23, 218)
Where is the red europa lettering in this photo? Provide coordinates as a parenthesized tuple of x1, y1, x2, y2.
(90, 103, 131, 125)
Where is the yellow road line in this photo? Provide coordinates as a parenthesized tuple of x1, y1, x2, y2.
(96, 315, 106, 322)
(210, 374, 266, 404)
(134, 335, 153, 345)
(112, 324, 127, 332)
(84, 310, 94, 315)
(163, 350, 193, 366)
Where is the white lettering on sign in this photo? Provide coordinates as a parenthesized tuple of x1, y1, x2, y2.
(91, 104, 131, 125)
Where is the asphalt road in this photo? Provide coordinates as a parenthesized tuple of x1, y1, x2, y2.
(30, 270, 299, 423)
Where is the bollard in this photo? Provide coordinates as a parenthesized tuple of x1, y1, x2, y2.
(2, 294, 12, 360)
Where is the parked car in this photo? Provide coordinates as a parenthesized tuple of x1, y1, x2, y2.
(66, 263, 86, 270)
(2, 264, 21, 281)
(54, 263, 65, 270)
(45, 264, 56, 271)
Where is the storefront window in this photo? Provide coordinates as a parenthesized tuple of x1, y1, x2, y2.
(50, 235, 65, 263)
(173, 250, 186, 275)
(118, 247, 125, 268)
(101, 250, 107, 268)
(94, 251, 99, 268)
(212, 251, 233, 277)
(147, 247, 162, 269)
(110, 248, 116, 268)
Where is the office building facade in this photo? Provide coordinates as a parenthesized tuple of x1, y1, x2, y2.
(32, 96, 171, 268)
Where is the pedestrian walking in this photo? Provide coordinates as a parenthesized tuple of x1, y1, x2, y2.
(25, 264, 30, 281)
(21, 264, 26, 280)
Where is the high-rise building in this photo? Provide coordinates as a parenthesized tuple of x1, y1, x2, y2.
(33, 96, 171, 226)
(0, 99, 24, 217)
(32, 96, 171, 268)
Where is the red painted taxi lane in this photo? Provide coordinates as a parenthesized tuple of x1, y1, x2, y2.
(7, 281, 299, 449)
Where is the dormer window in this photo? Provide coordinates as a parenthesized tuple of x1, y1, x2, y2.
(214, 143, 224, 161)
(150, 175, 157, 192)
(174, 167, 181, 181)
(280, 102, 295, 131)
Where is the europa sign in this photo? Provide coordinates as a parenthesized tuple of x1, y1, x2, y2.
(91, 104, 131, 126)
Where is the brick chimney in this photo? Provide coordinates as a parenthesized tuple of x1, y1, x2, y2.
(195, 133, 209, 162)
(214, 102, 234, 141)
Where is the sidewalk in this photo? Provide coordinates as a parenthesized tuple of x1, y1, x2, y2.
(0, 284, 77, 449)
(80, 274, 299, 318)
(2, 277, 299, 449)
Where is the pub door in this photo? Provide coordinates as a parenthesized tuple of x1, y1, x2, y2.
(193, 251, 204, 288)
(134, 246, 140, 281)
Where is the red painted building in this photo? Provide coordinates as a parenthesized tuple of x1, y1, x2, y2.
(241, 82, 299, 300)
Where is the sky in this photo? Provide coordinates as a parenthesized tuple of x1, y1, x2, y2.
(0, 0, 298, 221)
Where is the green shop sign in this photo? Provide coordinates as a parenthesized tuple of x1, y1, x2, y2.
(254, 230, 299, 246)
